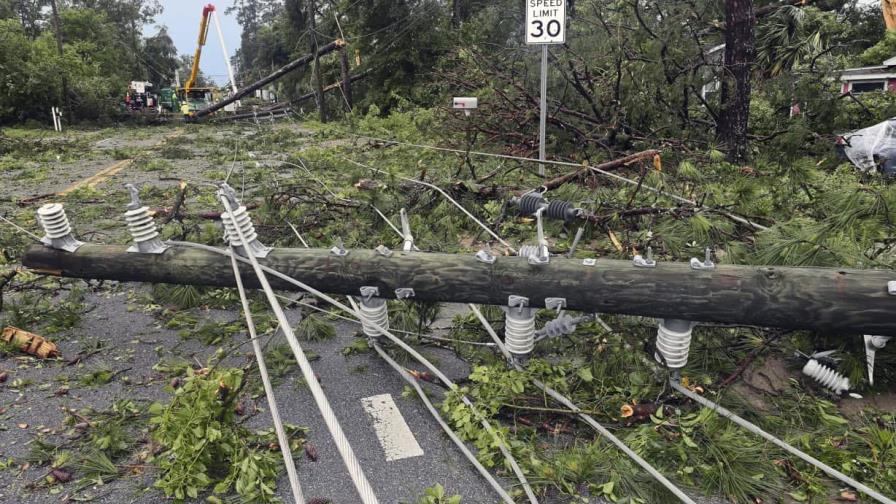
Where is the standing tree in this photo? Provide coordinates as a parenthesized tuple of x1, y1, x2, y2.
(717, 0, 756, 164)
(308, 0, 327, 122)
(144, 27, 178, 89)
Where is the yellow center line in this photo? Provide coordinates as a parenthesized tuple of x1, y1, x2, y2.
(56, 128, 185, 197)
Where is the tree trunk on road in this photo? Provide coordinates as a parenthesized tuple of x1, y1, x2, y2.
(717, 0, 755, 164)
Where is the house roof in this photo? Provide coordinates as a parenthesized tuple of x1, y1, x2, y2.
(841, 73, 896, 82)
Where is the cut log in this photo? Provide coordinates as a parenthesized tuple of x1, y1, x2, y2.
(22, 244, 896, 335)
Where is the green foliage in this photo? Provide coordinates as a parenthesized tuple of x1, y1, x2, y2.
(1, 284, 85, 334)
(153, 284, 204, 310)
(296, 312, 336, 341)
(416, 484, 462, 504)
(150, 368, 293, 503)
(861, 29, 896, 65)
(342, 338, 371, 356)
(389, 300, 441, 335)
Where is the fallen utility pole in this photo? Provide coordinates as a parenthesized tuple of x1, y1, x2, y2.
(262, 70, 370, 113)
(190, 39, 345, 120)
(22, 244, 896, 335)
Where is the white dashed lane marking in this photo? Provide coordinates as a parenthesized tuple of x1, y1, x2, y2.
(361, 394, 424, 461)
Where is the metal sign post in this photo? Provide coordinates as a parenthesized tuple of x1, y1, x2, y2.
(526, 0, 567, 176)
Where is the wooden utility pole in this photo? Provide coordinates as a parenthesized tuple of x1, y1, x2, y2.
(22, 244, 896, 336)
(717, 0, 755, 164)
(309, 0, 328, 123)
(48, 0, 71, 123)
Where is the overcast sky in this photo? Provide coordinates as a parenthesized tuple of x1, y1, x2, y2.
(146, 0, 242, 86)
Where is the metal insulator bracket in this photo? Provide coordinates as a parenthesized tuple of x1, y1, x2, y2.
(864, 335, 892, 386)
(519, 208, 550, 265)
(545, 297, 566, 312)
(330, 238, 348, 257)
(399, 208, 414, 253)
(475, 249, 497, 264)
(633, 247, 656, 268)
(690, 247, 715, 271)
(360, 286, 380, 301)
(395, 288, 415, 299)
(508, 295, 529, 312)
(375, 245, 393, 257)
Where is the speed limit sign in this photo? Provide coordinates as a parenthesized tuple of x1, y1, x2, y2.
(526, 0, 566, 45)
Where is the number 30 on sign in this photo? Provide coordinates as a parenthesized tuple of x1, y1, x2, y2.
(526, 0, 566, 45)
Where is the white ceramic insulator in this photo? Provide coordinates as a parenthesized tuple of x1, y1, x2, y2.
(802, 359, 850, 394)
(518, 245, 539, 259)
(37, 203, 72, 239)
(505, 310, 536, 356)
(221, 205, 259, 247)
(655, 319, 694, 369)
(124, 206, 159, 243)
(358, 300, 389, 338)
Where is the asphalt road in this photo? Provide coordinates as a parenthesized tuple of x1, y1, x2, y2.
(0, 125, 728, 504)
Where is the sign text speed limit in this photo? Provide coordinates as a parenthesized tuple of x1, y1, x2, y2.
(526, 0, 566, 45)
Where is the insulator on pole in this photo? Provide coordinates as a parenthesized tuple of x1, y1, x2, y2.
(358, 286, 388, 339)
(503, 296, 536, 359)
(802, 359, 851, 394)
(123, 184, 169, 254)
(36, 203, 84, 252)
(655, 319, 695, 369)
(865, 335, 891, 386)
(512, 192, 581, 221)
(518, 208, 550, 265)
(218, 183, 271, 258)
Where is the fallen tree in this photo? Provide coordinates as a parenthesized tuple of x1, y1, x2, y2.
(22, 244, 896, 335)
(190, 39, 346, 120)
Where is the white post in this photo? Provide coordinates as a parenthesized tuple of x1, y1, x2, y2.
(174, 68, 180, 88)
(56, 108, 63, 132)
(212, 10, 240, 108)
(539, 46, 548, 177)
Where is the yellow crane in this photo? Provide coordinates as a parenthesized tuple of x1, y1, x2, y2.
(184, 4, 215, 93)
